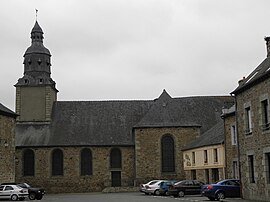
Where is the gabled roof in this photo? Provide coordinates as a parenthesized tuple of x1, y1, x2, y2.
(136, 91, 232, 133)
(232, 57, 270, 94)
(0, 103, 17, 118)
(182, 120, 224, 151)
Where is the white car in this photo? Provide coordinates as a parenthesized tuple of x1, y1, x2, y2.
(144, 180, 166, 195)
(0, 184, 28, 201)
(139, 180, 162, 194)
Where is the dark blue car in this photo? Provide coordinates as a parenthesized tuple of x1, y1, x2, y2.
(201, 179, 240, 201)
(158, 180, 177, 196)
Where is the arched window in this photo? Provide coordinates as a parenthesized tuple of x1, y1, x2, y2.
(51, 149, 63, 176)
(23, 149, 35, 176)
(110, 148, 122, 169)
(80, 148, 93, 176)
(161, 135, 175, 172)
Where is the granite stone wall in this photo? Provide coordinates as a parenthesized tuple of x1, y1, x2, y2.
(236, 79, 270, 201)
(135, 127, 200, 184)
(15, 146, 135, 193)
(0, 115, 16, 183)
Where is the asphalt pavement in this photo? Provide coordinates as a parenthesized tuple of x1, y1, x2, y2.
(27, 192, 266, 202)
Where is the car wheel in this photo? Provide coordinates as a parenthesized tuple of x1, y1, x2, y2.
(11, 194, 18, 201)
(216, 192, 225, 200)
(29, 192, 36, 200)
(164, 191, 169, 196)
(178, 190, 185, 197)
(154, 189, 160, 196)
(36, 195, 43, 200)
(208, 196, 215, 201)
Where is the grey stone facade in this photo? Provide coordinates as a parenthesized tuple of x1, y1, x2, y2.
(0, 103, 17, 183)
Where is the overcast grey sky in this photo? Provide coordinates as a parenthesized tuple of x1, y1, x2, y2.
(1, 0, 270, 110)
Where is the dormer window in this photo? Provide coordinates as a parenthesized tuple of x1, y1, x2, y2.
(28, 59, 32, 65)
(38, 58, 42, 65)
(39, 79, 43, 84)
(24, 79, 29, 84)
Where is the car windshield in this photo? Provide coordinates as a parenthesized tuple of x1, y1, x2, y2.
(149, 180, 159, 185)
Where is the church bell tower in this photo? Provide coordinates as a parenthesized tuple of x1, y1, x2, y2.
(15, 20, 58, 122)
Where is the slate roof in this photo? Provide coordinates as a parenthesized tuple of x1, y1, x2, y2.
(182, 120, 224, 151)
(0, 103, 17, 117)
(232, 56, 270, 94)
(15, 91, 233, 147)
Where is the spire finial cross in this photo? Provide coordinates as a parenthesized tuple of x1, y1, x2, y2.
(35, 9, 38, 20)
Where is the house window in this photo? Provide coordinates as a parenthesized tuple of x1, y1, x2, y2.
(245, 107, 252, 134)
(191, 170, 196, 180)
(52, 149, 63, 176)
(262, 100, 269, 131)
(265, 153, 270, 184)
(192, 152, 195, 165)
(214, 148, 218, 163)
(204, 150, 208, 164)
(161, 135, 175, 172)
(23, 149, 35, 176)
(232, 160, 239, 179)
(110, 148, 122, 169)
(231, 125, 237, 145)
(248, 155, 255, 183)
(80, 148, 92, 176)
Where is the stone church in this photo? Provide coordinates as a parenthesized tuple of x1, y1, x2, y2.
(14, 20, 233, 193)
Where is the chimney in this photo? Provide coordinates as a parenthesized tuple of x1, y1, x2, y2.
(238, 77, 245, 85)
(265, 36, 270, 57)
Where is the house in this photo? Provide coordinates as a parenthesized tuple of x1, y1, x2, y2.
(231, 37, 270, 201)
(0, 103, 18, 183)
(182, 120, 226, 184)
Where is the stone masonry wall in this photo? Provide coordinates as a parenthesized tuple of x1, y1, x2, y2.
(236, 79, 270, 201)
(15, 146, 135, 193)
(135, 127, 200, 185)
(224, 114, 239, 179)
(0, 115, 16, 183)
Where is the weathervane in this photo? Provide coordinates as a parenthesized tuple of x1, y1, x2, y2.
(35, 9, 38, 20)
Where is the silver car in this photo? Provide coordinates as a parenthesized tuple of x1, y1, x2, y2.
(144, 180, 167, 195)
(0, 184, 28, 201)
(139, 180, 162, 195)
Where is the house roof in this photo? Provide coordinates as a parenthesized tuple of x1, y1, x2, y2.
(182, 120, 224, 151)
(232, 57, 270, 94)
(15, 92, 233, 147)
(0, 103, 18, 118)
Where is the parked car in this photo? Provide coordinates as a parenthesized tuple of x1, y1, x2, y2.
(139, 180, 161, 195)
(0, 184, 28, 201)
(18, 183, 45, 200)
(167, 180, 205, 197)
(201, 179, 240, 201)
(158, 180, 177, 196)
(144, 180, 171, 195)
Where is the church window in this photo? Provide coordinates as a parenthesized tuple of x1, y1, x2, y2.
(51, 149, 63, 176)
(80, 148, 93, 176)
(110, 148, 121, 169)
(39, 78, 43, 84)
(24, 79, 29, 84)
(38, 58, 42, 65)
(23, 149, 35, 176)
(161, 134, 175, 172)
